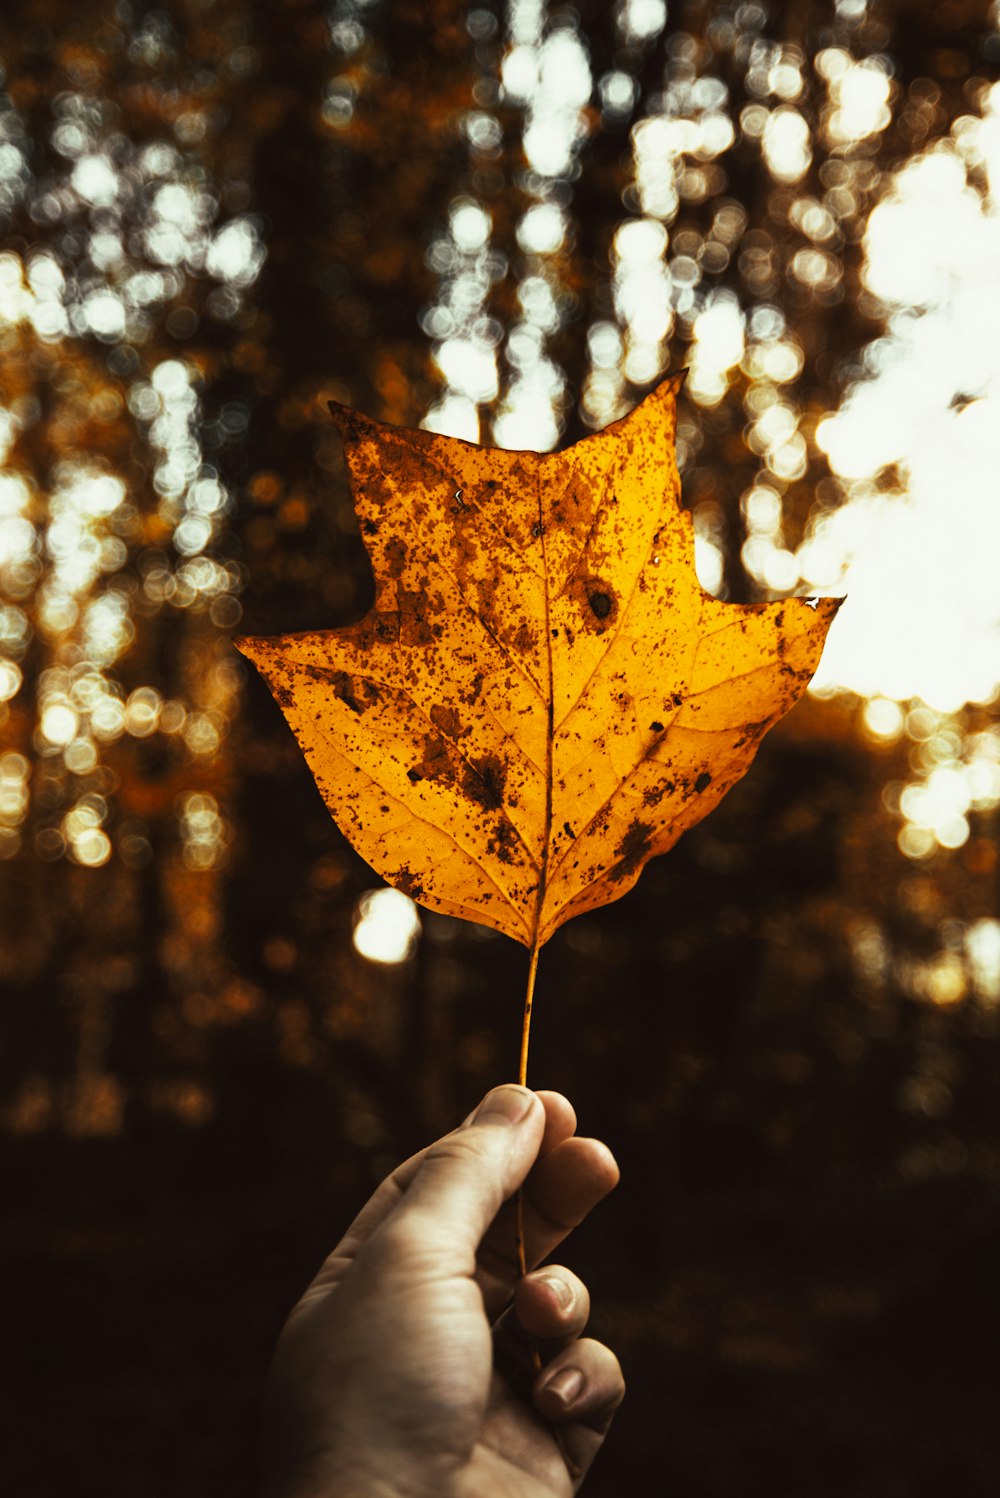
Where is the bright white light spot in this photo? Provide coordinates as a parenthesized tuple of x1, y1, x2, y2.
(618, 0, 667, 42)
(600, 70, 637, 115)
(84, 290, 126, 340)
(189, 477, 226, 514)
(631, 116, 680, 219)
(450, 200, 491, 253)
(516, 203, 566, 254)
(809, 138, 1000, 720)
(83, 594, 134, 668)
(206, 218, 265, 287)
(588, 321, 623, 369)
(752, 401, 797, 452)
(494, 398, 560, 452)
(71, 826, 112, 867)
(71, 155, 119, 207)
(967, 918, 1000, 1000)
(863, 148, 980, 309)
(742, 485, 782, 532)
(0, 514, 33, 564)
(353, 887, 421, 965)
(824, 56, 891, 146)
(770, 58, 804, 101)
(154, 182, 199, 231)
(863, 697, 905, 741)
(151, 360, 191, 399)
(145, 224, 188, 267)
(27, 255, 64, 296)
(688, 295, 744, 405)
(758, 339, 804, 383)
(694, 534, 724, 595)
(520, 31, 592, 177)
(502, 44, 538, 101)
(174, 514, 212, 556)
(614, 217, 667, 262)
(89, 231, 123, 269)
(434, 338, 498, 402)
(422, 395, 481, 441)
(41, 702, 78, 746)
(518, 275, 559, 330)
(540, 31, 592, 109)
(62, 798, 106, 848)
(761, 545, 800, 592)
(762, 107, 812, 183)
(623, 341, 664, 385)
(31, 300, 69, 341)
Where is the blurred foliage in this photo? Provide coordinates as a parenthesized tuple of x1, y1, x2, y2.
(1, 0, 999, 1494)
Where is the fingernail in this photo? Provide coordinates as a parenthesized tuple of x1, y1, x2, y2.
(542, 1367, 584, 1407)
(473, 1085, 535, 1126)
(535, 1272, 573, 1310)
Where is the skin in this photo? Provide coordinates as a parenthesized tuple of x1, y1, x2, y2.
(265, 1085, 624, 1498)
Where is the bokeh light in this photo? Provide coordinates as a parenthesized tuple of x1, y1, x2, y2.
(352, 887, 422, 965)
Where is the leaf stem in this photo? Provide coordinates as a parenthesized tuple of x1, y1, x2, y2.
(515, 940, 539, 1281)
(518, 940, 540, 1088)
(513, 945, 582, 1482)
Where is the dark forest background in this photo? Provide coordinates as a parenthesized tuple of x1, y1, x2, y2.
(1, 0, 999, 1494)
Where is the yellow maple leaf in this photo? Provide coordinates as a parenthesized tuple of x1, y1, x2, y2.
(236, 376, 841, 959)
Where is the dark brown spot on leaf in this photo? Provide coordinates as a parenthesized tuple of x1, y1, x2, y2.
(589, 591, 612, 619)
(486, 818, 519, 864)
(463, 752, 506, 811)
(418, 733, 452, 784)
(612, 819, 654, 882)
(332, 671, 363, 714)
(430, 703, 464, 739)
(642, 780, 674, 807)
(392, 868, 425, 900)
(385, 536, 408, 579)
(695, 771, 712, 793)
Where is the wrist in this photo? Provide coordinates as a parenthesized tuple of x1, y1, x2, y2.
(264, 1450, 442, 1498)
(265, 1469, 413, 1498)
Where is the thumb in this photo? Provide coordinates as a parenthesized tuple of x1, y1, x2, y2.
(387, 1086, 544, 1269)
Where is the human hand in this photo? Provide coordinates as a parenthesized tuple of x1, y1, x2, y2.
(265, 1085, 623, 1498)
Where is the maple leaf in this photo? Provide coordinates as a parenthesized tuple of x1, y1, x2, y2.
(235, 376, 841, 954)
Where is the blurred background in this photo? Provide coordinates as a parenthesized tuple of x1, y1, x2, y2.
(2, 0, 999, 1493)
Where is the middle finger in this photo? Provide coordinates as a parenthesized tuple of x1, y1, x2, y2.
(476, 1134, 619, 1320)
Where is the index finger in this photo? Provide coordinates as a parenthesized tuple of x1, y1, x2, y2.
(383, 1084, 544, 1269)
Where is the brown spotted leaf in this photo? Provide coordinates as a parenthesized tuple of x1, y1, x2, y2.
(235, 377, 842, 949)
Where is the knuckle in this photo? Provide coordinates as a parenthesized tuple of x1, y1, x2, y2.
(376, 1205, 449, 1264)
(580, 1337, 624, 1382)
(425, 1133, 483, 1169)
